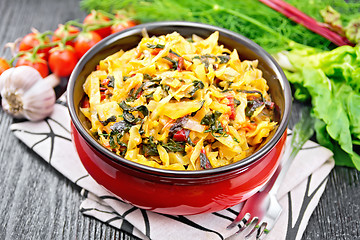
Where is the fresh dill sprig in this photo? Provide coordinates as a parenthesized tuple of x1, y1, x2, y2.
(80, 0, 360, 52)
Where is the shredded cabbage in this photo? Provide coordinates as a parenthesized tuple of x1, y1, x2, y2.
(80, 31, 277, 170)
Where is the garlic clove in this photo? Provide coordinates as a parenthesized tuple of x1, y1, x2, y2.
(1, 66, 40, 92)
(22, 80, 56, 121)
(0, 67, 13, 91)
(0, 66, 60, 121)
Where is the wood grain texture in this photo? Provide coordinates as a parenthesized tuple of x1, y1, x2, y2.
(0, 1, 359, 239)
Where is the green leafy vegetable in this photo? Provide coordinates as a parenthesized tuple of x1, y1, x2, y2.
(126, 88, 136, 102)
(218, 54, 230, 64)
(134, 83, 145, 98)
(123, 111, 137, 123)
(279, 45, 360, 170)
(201, 111, 228, 137)
(133, 105, 149, 117)
(118, 101, 132, 111)
(200, 150, 212, 169)
(193, 54, 230, 68)
(320, 6, 360, 45)
(110, 120, 132, 136)
(238, 90, 265, 102)
(162, 56, 178, 70)
(245, 100, 263, 117)
(146, 43, 165, 49)
(162, 139, 185, 152)
(169, 49, 181, 57)
(119, 101, 149, 119)
(142, 136, 159, 156)
(98, 115, 117, 126)
(109, 136, 117, 149)
(141, 137, 185, 156)
(189, 80, 205, 96)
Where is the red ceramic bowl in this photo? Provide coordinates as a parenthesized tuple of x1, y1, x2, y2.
(67, 21, 291, 215)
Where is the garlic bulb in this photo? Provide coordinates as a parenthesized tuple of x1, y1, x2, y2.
(0, 66, 60, 121)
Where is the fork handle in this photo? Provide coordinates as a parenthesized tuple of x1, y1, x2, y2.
(268, 109, 314, 196)
(267, 144, 302, 195)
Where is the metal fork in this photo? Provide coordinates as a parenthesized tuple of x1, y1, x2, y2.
(227, 108, 314, 239)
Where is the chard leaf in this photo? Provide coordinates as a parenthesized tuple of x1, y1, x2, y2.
(119, 101, 149, 120)
(107, 75, 115, 88)
(314, 115, 360, 169)
(189, 80, 205, 96)
(142, 136, 159, 156)
(320, 6, 342, 27)
(162, 139, 185, 152)
(169, 49, 180, 57)
(109, 136, 117, 149)
(333, 82, 360, 139)
(345, 18, 360, 44)
(119, 101, 132, 111)
(314, 118, 334, 151)
(98, 115, 117, 126)
(301, 68, 353, 155)
(201, 111, 227, 136)
(123, 111, 137, 123)
(217, 54, 230, 64)
(146, 43, 165, 49)
(200, 151, 212, 169)
(162, 56, 178, 70)
(245, 100, 263, 117)
(284, 46, 360, 170)
(134, 105, 149, 117)
(110, 120, 132, 135)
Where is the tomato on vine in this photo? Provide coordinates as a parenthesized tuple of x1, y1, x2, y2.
(111, 14, 137, 34)
(74, 31, 102, 59)
(83, 10, 112, 38)
(52, 24, 80, 46)
(15, 52, 49, 78)
(48, 45, 78, 77)
(19, 32, 51, 60)
(0, 58, 11, 76)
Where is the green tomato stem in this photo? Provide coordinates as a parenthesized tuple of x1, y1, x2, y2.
(65, 20, 85, 29)
(9, 52, 25, 65)
(40, 30, 53, 38)
(84, 21, 114, 32)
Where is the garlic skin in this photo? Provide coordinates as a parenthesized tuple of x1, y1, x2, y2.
(0, 66, 59, 121)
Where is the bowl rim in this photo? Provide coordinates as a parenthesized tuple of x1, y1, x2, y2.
(67, 21, 292, 178)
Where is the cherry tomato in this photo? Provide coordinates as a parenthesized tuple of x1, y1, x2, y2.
(83, 10, 112, 38)
(48, 46, 78, 77)
(16, 53, 49, 78)
(74, 31, 102, 59)
(0, 58, 11, 76)
(111, 19, 137, 34)
(19, 32, 51, 60)
(52, 24, 80, 46)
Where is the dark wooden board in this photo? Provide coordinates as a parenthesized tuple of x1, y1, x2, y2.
(0, 0, 359, 239)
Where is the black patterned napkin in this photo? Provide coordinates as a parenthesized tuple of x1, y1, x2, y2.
(10, 95, 334, 240)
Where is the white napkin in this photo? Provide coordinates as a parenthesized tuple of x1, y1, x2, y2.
(10, 95, 334, 240)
